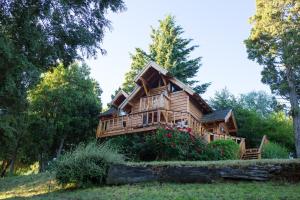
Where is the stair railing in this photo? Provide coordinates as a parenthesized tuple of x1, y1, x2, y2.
(239, 138, 246, 159)
(257, 135, 268, 159)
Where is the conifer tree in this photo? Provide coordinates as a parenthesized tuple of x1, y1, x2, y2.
(122, 15, 210, 94)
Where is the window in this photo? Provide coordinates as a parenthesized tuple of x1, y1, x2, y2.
(169, 82, 182, 93)
(148, 112, 153, 124)
(153, 111, 158, 122)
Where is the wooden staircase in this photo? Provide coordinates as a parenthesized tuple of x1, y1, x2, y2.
(242, 148, 260, 160)
(240, 135, 268, 160)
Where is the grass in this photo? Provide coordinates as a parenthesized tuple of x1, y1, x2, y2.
(127, 158, 300, 167)
(1, 172, 300, 200)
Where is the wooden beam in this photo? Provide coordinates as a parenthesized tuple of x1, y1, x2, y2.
(140, 77, 150, 96)
(161, 74, 168, 86)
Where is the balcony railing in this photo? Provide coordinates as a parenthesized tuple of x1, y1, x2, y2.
(203, 132, 244, 144)
(139, 94, 170, 111)
(96, 109, 202, 137)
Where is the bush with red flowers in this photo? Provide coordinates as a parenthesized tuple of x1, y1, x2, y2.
(107, 127, 240, 161)
(107, 127, 207, 161)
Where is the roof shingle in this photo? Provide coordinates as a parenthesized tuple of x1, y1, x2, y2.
(200, 108, 232, 123)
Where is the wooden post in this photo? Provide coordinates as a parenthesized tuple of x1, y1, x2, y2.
(152, 111, 154, 124)
(130, 115, 132, 130)
(173, 112, 175, 123)
(158, 110, 161, 123)
(140, 98, 142, 111)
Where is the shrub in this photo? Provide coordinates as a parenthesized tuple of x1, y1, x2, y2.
(152, 127, 207, 161)
(54, 141, 124, 187)
(108, 128, 244, 161)
(206, 140, 240, 160)
(262, 142, 289, 159)
(108, 127, 209, 161)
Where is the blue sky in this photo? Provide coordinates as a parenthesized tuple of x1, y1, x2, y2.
(85, 0, 270, 106)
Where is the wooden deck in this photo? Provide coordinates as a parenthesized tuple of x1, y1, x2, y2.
(97, 109, 202, 138)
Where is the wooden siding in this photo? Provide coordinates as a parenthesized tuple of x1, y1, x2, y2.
(188, 99, 203, 119)
(131, 99, 140, 113)
(169, 91, 188, 112)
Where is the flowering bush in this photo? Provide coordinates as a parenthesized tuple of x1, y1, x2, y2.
(152, 127, 207, 160)
(108, 127, 207, 161)
(107, 127, 240, 161)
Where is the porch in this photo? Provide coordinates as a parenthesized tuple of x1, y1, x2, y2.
(96, 109, 201, 138)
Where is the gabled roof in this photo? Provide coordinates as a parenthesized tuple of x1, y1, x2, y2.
(119, 85, 141, 110)
(99, 106, 118, 117)
(111, 90, 128, 107)
(133, 61, 170, 83)
(200, 108, 232, 123)
(120, 61, 213, 113)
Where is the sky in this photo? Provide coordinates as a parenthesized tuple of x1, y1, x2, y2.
(85, 0, 271, 106)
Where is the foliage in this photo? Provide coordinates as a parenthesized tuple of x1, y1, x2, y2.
(210, 88, 285, 116)
(2, 172, 300, 200)
(122, 15, 210, 94)
(54, 141, 124, 187)
(151, 127, 207, 161)
(108, 127, 208, 161)
(209, 88, 294, 150)
(0, 0, 124, 174)
(0, 113, 31, 176)
(0, 0, 125, 111)
(206, 140, 240, 160)
(262, 142, 289, 159)
(108, 128, 242, 161)
(27, 63, 102, 171)
(245, 0, 300, 157)
(245, 0, 300, 99)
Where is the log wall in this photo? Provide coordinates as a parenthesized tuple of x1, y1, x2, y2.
(169, 91, 188, 112)
(106, 161, 300, 185)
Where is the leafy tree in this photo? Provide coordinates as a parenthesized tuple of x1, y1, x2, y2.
(0, 0, 125, 110)
(209, 89, 293, 150)
(0, 113, 30, 176)
(245, 0, 300, 156)
(27, 63, 102, 171)
(122, 15, 210, 94)
(0, 0, 125, 173)
(209, 88, 238, 110)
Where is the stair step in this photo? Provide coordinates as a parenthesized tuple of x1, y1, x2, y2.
(242, 148, 261, 160)
(244, 153, 259, 156)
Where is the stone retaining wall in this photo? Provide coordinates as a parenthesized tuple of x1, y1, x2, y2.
(106, 162, 300, 185)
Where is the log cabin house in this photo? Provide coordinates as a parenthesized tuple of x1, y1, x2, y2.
(96, 61, 245, 144)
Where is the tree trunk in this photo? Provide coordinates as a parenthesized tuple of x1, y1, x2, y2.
(9, 156, 16, 175)
(1, 160, 11, 177)
(56, 137, 65, 158)
(286, 67, 300, 157)
(39, 153, 45, 173)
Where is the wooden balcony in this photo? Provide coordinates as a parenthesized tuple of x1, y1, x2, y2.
(139, 94, 170, 111)
(96, 109, 201, 138)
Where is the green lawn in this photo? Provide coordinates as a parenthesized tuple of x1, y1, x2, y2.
(1, 172, 300, 200)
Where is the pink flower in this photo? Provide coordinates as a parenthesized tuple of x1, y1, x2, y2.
(166, 133, 172, 138)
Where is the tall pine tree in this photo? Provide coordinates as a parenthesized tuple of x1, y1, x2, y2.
(122, 15, 210, 94)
